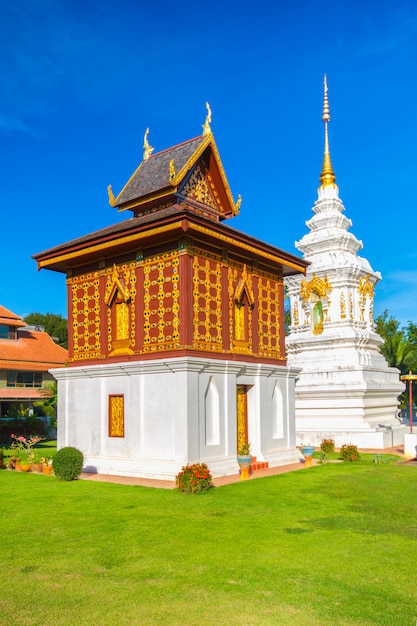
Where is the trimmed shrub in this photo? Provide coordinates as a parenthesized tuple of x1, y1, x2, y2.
(320, 438, 335, 453)
(53, 447, 84, 481)
(175, 463, 214, 494)
(339, 444, 361, 462)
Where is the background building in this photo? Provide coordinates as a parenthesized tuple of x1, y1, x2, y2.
(0, 304, 67, 417)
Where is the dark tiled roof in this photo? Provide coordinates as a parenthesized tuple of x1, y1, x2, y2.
(33, 206, 183, 258)
(115, 136, 205, 206)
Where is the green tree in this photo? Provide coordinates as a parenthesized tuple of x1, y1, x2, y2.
(23, 312, 68, 348)
(375, 310, 417, 373)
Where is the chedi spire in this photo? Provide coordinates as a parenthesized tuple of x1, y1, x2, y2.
(319, 75, 337, 189)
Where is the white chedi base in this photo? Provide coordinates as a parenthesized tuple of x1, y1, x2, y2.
(293, 365, 407, 449)
(403, 433, 417, 459)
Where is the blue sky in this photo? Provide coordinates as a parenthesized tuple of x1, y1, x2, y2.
(1, 0, 416, 327)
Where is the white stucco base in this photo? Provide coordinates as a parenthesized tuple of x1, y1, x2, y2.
(293, 365, 407, 449)
(52, 357, 301, 480)
(403, 433, 417, 459)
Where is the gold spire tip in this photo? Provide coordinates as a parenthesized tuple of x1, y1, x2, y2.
(319, 75, 336, 187)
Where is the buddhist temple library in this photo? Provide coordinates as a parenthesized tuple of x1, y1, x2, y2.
(34, 106, 308, 480)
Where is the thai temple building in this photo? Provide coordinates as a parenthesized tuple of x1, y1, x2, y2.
(285, 78, 405, 448)
(34, 106, 308, 479)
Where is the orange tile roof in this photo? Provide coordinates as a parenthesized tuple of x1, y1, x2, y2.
(0, 329, 67, 371)
(0, 305, 27, 328)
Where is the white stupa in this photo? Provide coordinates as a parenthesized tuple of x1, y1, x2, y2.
(285, 76, 406, 448)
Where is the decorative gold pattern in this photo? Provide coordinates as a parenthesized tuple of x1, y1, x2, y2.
(187, 222, 307, 273)
(68, 272, 102, 361)
(300, 274, 332, 302)
(109, 395, 124, 438)
(292, 300, 299, 326)
(358, 274, 374, 298)
(143, 251, 180, 352)
(192, 256, 223, 350)
(169, 159, 175, 181)
(258, 276, 281, 358)
(236, 385, 248, 452)
(349, 291, 354, 319)
(37, 222, 182, 269)
(182, 164, 218, 210)
(340, 292, 346, 318)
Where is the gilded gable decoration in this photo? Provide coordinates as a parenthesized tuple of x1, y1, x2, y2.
(300, 273, 332, 302)
(105, 263, 136, 356)
(182, 164, 218, 210)
(104, 264, 131, 305)
(234, 264, 255, 308)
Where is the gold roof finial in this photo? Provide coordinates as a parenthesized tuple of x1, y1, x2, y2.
(107, 184, 116, 207)
(319, 74, 336, 188)
(143, 128, 154, 161)
(202, 102, 212, 136)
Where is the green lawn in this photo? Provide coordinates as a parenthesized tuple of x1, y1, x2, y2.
(1, 460, 416, 626)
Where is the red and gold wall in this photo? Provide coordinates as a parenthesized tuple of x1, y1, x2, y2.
(67, 246, 285, 365)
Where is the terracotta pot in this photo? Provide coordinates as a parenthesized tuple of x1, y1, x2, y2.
(42, 464, 54, 475)
(18, 464, 31, 472)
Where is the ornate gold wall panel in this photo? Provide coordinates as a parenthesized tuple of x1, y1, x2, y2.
(236, 385, 248, 452)
(109, 394, 124, 437)
(105, 262, 137, 356)
(143, 251, 180, 352)
(258, 276, 281, 358)
(192, 256, 223, 350)
(68, 272, 102, 361)
(228, 265, 254, 354)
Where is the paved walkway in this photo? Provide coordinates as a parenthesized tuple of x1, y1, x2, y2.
(80, 445, 407, 490)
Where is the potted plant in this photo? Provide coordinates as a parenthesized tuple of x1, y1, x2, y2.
(30, 455, 44, 473)
(6, 456, 20, 470)
(40, 457, 54, 475)
(237, 442, 252, 480)
(10, 433, 46, 472)
(300, 443, 315, 468)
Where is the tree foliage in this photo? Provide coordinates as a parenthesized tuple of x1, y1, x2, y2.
(23, 312, 68, 348)
(375, 310, 417, 374)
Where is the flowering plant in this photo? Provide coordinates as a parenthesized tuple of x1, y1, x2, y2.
(175, 463, 214, 494)
(339, 444, 361, 462)
(320, 438, 335, 454)
(10, 434, 46, 465)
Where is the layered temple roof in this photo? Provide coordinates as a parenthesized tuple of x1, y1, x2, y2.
(107, 131, 241, 221)
(34, 119, 307, 278)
